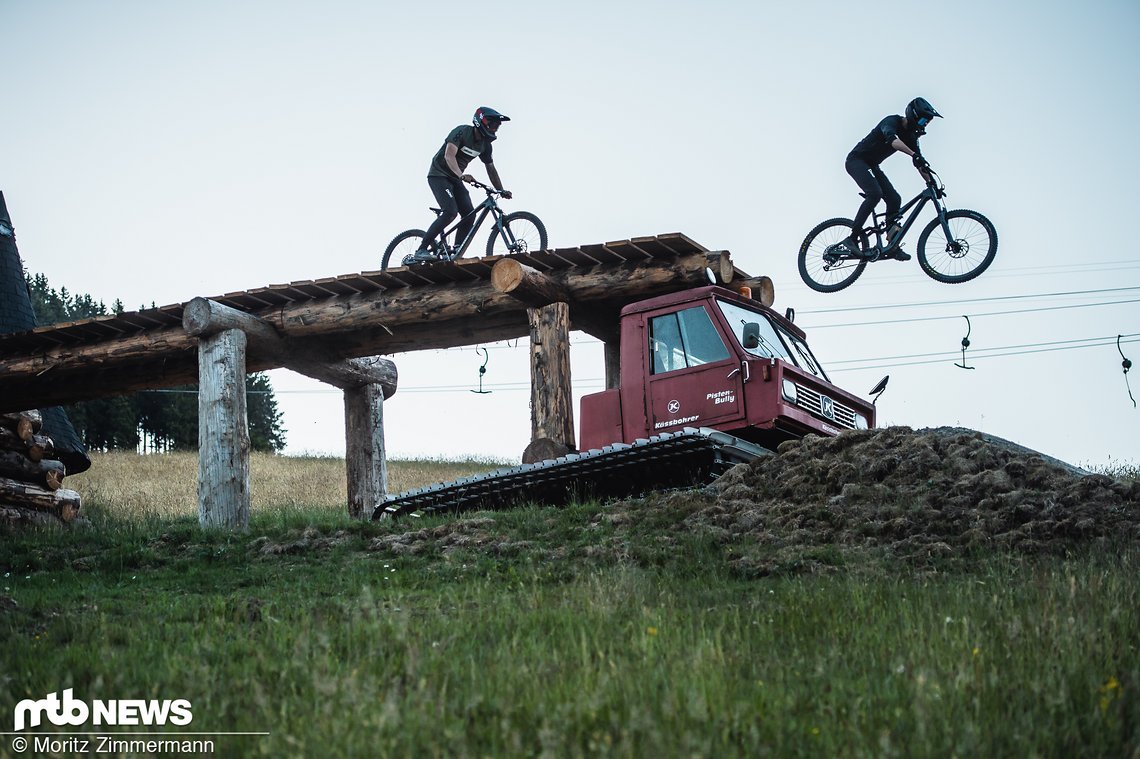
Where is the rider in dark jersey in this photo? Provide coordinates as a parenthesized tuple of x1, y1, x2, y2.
(408, 107, 513, 263)
(839, 97, 941, 261)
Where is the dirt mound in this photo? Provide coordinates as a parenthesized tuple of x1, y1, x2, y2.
(613, 426, 1140, 575)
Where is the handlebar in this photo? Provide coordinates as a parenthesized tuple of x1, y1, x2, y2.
(465, 178, 508, 196)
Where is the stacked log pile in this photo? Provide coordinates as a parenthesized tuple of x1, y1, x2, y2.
(0, 409, 81, 524)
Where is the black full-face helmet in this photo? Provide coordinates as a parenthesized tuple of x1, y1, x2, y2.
(905, 97, 942, 131)
(473, 106, 510, 139)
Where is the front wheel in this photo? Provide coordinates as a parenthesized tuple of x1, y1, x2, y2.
(917, 209, 998, 284)
(486, 211, 548, 257)
(798, 218, 868, 293)
(381, 229, 427, 271)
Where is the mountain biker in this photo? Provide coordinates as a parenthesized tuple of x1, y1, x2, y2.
(838, 97, 941, 261)
(407, 106, 513, 263)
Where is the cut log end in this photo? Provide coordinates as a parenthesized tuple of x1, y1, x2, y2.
(707, 251, 734, 285)
(522, 437, 573, 465)
(490, 258, 525, 293)
(44, 469, 65, 491)
(750, 276, 775, 307)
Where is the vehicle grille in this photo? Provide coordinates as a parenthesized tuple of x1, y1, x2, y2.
(792, 383, 858, 429)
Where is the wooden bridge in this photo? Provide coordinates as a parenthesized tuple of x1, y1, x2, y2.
(0, 233, 772, 528)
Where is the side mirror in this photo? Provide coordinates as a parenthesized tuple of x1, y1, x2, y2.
(742, 322, 761, 350)
(868, 375, 890, 406)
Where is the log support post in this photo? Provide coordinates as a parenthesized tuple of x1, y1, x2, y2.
(525, 302, 575, 463)
(603, 341, 621, 390)
(344, 359, 390, 520)
(198, 328, 250, 530)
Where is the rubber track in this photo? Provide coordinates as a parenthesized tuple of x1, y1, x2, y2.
(373, 427, 770, 520)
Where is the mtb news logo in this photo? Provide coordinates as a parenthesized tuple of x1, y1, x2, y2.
(13, 689, 193, 731)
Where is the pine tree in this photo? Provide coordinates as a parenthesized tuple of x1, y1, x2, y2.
(248, 373, 287, 452)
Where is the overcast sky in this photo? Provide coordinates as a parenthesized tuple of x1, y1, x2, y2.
(4, 0, 1138, 469)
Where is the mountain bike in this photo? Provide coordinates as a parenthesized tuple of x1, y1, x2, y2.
(382, 180, 548, 270)
(797, 167, 998, 293)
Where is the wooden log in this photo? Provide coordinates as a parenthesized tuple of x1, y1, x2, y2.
(734, 276, 775, 308)
(528, 302, 575, 451)
(198, 328, 250, 530)
(0, 427, 54, 462)
(0, 505, 73, 530)
(45, 468, 65, 491)
(183, 298, 398, 396)
(522, 437, 571, 465)
(344, 382, 387, 520)
(0, 410, 42, 441)
(268, 250, 718, 339)
(603, 341, 621, 390)
(491, 259, 571, 307)
(0, 451, 66, 490)
(0, 476, 81, 521)
(706, 251, 734, 285)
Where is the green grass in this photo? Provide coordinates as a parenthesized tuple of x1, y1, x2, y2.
(2, 495, 1138, 757)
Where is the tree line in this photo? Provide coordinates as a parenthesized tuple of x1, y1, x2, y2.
(25, 272, 287, 453)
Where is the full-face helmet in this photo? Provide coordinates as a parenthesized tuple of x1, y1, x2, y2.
(905, 97, 942, 131)
(473, 106, 510, 139)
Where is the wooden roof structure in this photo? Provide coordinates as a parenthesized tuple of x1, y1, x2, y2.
(0, 233, 756, 413)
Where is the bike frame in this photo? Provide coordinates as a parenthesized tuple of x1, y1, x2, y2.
(429, 183, 517, 259)
(861, 174, 951, 255)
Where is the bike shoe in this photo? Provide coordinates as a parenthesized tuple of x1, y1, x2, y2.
(402, 249, 438, 266)
(888, 249, 912, 261)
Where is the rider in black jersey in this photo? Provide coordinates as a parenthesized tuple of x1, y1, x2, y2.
(839, 97, 941, 261)
(409, 107, 513, 262)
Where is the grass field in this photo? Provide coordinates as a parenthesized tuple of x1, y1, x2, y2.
(1, 452, 1137, 757)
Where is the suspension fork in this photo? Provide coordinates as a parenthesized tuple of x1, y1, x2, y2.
(929, 191, 956, 242)
(489, 205, 517, 248)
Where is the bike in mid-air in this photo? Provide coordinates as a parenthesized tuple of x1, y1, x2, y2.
(798, 166, 998, 293)
(382, 179, 547, 270)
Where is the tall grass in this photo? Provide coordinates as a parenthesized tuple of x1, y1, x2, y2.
(74, 451, 502, 520)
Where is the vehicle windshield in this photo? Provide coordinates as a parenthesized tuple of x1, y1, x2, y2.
(716, 299, 829, 380)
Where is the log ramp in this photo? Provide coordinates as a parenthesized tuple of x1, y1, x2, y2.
(0, 234, 772, 530)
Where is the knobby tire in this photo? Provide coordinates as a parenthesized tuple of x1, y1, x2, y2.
(798, 218, 868, 293)
(381, 229, 427, 271)
(486, 211, 548, 257)
(916, 209, 998, 284)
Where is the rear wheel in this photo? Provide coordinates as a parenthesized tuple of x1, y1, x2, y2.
(798, 218, 868, 293)
(486, 211, 548, 257)
(917, 209, 998, 284)
(381, 229, 427, 271)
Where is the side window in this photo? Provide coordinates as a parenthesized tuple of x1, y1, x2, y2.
(649, 307, 730, 374)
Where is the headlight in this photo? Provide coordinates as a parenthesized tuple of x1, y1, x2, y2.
(854, 414, 869, 430)
(781, 379, 797, 403)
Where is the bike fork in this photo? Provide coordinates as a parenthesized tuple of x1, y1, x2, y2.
(494, 217, 518, 252)
(932, 203, 959, 250)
